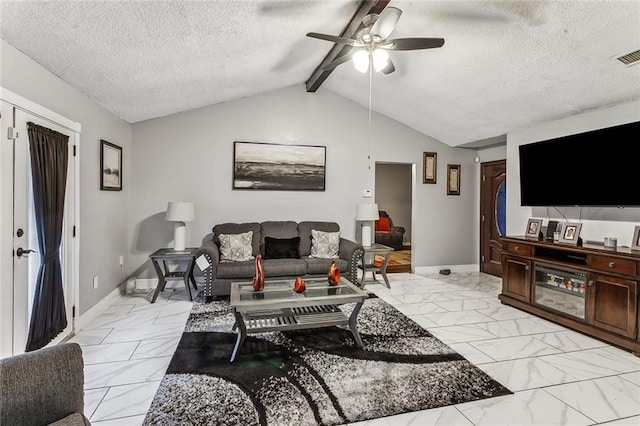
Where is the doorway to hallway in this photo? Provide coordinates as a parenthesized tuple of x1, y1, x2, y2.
(374, 162, 413, 273)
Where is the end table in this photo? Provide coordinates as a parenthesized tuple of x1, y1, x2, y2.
(149, 248, 198, 303)
(358, 243, 394, 288)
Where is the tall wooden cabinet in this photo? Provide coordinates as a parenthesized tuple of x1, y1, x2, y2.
(500, 236, 640, 355)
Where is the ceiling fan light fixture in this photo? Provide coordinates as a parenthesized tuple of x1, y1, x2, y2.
(353, 50, 369, 73)
(372, 48, 389, 72)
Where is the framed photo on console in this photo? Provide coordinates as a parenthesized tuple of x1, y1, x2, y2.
(632, 226, 640, 251)
(525, 218, 543, 239)
(558, 222, 582, 245)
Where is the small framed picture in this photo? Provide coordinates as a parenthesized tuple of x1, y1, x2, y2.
(423, 152, 437, 184)
(447, 164, 461, 195)
(632, 226, 640, 251)
(100, 140, 122, 191)
(558, 222, 582, 245)
(525, 218, 543, 238)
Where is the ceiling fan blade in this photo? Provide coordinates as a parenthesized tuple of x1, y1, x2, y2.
(321, 53, 353, 71)
(369, 7, 402, 40)
(381, 58, 395, 74)
(381, 38, 445, 51)
(306, 32, 363, 47)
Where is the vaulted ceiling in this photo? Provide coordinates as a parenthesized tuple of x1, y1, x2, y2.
(1, 0, 639, 147)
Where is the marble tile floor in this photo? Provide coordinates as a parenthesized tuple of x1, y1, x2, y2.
(67, 272, 640, 425)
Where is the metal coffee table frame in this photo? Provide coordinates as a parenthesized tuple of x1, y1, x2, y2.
(229, 277, 368, 362)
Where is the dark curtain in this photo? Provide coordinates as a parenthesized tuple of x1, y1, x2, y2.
(25, 122, 69, 352)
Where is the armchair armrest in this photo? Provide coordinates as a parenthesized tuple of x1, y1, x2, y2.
(391, 226, 405, 235)
(0, 343, 88, 425)
(339, 238, 364, 285)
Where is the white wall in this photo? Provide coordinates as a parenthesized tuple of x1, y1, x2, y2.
(130, 85, 479, 277)
(375, 163, 412, 243)
(506, 100, 640, 246)
(1, 39, 132, 314)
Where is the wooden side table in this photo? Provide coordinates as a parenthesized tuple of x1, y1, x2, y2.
(358, 243, 394, 288)
(149, 248, 198, 303)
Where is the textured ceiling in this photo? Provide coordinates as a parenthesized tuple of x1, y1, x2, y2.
(1, 0, 639, 147)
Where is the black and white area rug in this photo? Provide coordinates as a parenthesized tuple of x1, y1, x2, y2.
(144, 293, 511, 425)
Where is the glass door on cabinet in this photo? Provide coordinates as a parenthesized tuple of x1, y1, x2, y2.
(534, 263, 587, 320)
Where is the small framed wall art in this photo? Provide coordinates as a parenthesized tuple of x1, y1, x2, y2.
(423, 152, 437, 184)
(100, 140, 122, 191)
(558, 222, 582, 245)
(447, 164, 461, 195)
(632, 226, 640, 251)
(525, 218, 543, 238)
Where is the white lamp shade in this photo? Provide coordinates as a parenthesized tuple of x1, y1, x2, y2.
(355, 203, 379, 221)
(166, 202, 194, 222)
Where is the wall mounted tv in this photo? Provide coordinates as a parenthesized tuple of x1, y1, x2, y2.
(519, 120, 640, 207)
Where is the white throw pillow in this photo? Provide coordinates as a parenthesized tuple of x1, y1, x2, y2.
(219, 231, 255, 262)
(310, 229, 340, 259)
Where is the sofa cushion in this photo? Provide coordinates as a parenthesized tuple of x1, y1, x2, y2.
(264, 236, 301, 259)
(219, 231, 255, 262)
(303, 256, 348, 275)
(262, 258, 307, 277)
(216, 260, 257, 279)
(213, 223, 261, 256)
(310, 229, 340, 259)
(298, 221, 340, 256)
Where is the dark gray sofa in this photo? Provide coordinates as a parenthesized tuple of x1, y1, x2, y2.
(0, 342, 90, 425)
(194, 221, 364, 297)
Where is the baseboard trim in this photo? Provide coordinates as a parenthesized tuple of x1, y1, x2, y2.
(74, 286, 122, 331)
(414, 264, 479, 275)
(134, 278, 158, 290)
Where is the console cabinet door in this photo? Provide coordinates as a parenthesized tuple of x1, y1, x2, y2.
(502, 255, 532, 302)
(587, 274, 637, 338)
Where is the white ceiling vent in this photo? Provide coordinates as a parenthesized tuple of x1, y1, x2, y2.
(614, 49, 640, 66)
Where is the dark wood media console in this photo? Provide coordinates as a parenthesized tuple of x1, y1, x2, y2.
(500, 236, 639, 355)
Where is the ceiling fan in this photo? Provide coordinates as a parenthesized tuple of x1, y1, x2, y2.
(306, 6, 445, 74)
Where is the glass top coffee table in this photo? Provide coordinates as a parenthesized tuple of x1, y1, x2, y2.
(229, 276, 368, 362)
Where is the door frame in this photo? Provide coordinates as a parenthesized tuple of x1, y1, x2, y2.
(0, 87, 81, 356)
(479, 159, 506, 277)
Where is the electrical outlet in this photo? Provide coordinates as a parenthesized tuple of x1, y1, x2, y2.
(93, 275, 99, 289)
(362, 189, 372, 198)
(119, 255, 124, 266)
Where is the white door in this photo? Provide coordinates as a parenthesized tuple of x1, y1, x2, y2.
(0, 100, 77, 356)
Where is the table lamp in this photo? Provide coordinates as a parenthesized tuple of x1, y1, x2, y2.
(356, 203, 379, 247)
(166, 201, 194, 251)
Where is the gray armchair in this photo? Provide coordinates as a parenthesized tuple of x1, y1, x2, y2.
(0, 343, 90, 426)
(375, 210, 406, 250)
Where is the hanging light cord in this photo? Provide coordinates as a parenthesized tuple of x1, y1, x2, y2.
(368, 51, 373, 171)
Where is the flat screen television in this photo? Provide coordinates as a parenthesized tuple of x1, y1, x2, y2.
(519, 120, 640, 207)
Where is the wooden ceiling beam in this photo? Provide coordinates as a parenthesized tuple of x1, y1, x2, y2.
(305, 0, 390, 92)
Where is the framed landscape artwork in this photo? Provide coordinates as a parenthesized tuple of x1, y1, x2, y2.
(100, 140, 122, 191)
(233, 141, 326, 191)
